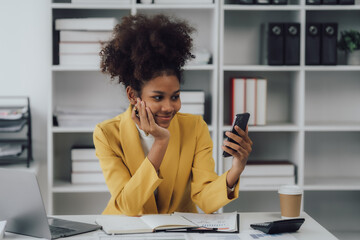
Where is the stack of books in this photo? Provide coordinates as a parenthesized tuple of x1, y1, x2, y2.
(224, 160, 295, 187)
(154, 0, 213, 4)
(187, 48, 212, 65)
(72, 0, 131, 4)
(230, 77, 267, 126)
(54, 106, 123, 128)
(240, 161, 295, 187)
(55, 18, 118, 66)
(179, 91, 205, 117)
(71, 147, 105, 184)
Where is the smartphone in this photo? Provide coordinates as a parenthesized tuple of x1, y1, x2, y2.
(223, 113, 250, 157)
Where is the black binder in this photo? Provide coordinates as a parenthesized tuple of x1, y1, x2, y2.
(255, 0, 271, 4)
(306, 0, 321, 4)
(338, 0, 354, 4)
(321, 23, 338, 65)
(272, 0, 287, 4)
(237, 0, 254, 3)
(322, 0, 338, 4)
(268, 23, 284, 65)
(306, 23, 322, 65)
(284, 23, 300, 65)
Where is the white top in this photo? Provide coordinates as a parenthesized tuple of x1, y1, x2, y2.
(135, 124, 154, 157)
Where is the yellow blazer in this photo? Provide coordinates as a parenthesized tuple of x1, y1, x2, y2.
(93, 106, 239, 216)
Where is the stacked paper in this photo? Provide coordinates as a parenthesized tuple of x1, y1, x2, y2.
(0, 106, 27, 120)
(55, 106, 124, 127)
(188, 48, 212, 65)
(55, 18, 118, 66)
(224, 160, 296, 187)
(179, 91, 205, 116)
(154, 0, 213, 4)
(72, 0, 131, 4)
(0, 144, 23, 157)
(71, 147, 105, 184)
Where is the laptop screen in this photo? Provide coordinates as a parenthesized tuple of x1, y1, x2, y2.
(0, 168, 52, 239)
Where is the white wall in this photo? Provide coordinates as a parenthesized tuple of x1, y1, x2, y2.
(0, 0, 51, 206)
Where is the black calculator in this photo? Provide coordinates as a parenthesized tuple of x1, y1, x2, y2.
(250, 218, 305, 234)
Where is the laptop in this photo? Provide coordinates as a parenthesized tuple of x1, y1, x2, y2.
(0, 168, 101, 239)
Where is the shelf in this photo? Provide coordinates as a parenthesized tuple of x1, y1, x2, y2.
(305, 5, 360, 11)
(222, 123, 299, 132)
(304, 177, 360, 191)
(223, 65, 301, 72)
(136, 3, 216, 10)
(53, 180, 108, 193)
(305, 123, 360, 132)
(51, 3, 132, 9)
(52, 65, 100, 72)
(304, 65, 360, 71)
(52, 126, 95, 133)
(52, 64, 214, 72)
(223, 5, 301, 11)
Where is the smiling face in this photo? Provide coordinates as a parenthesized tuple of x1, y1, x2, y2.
(129, 74, 181, 129)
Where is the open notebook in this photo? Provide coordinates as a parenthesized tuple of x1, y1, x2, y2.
(95, 215, 198, 234)
(96, 212, 239, 235)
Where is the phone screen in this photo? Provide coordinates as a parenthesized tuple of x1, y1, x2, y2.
(222, 113, 250, 157)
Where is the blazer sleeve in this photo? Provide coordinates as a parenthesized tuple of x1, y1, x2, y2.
(190, 117, 239, 214)
(93, 125, 162, 216)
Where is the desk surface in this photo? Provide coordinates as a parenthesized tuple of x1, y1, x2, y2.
(3, 212, 338, 240)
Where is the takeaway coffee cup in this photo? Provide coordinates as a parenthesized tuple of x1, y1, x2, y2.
(278, 185, 303, 219)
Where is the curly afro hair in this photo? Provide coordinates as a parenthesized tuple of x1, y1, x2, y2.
(100, 14, 195, 93)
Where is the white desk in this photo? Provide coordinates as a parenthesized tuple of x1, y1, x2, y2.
(3, 212, 338, 240)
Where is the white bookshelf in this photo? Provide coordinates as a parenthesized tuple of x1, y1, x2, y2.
(49, 1, 360, 237)
(49, 0, 219, 215)
(219, 1, 360, 238)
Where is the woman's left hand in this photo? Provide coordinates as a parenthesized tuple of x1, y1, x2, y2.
(222, 125, 253, 174)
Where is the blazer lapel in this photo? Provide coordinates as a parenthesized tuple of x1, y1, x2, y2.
(156, 114, 181, 213)
(119, 106, 158, 213)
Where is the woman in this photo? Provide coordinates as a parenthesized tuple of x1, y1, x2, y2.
(93, 14, 252, 216)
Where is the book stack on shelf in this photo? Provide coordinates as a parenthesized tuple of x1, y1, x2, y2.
(179, 91, 205, 117)
(188, 48, 212, 65)
(54, 106, 124, 128)
(225, 160, 295, 187)
(230, 77, 267, 126)
(0, 97, 32, 167)
(72, 0, 131, 4)
(55, 18, 118, 66)
(239, 161, 295, 187)
(71, 147, 105, 184)
(153, 0, 213, 4)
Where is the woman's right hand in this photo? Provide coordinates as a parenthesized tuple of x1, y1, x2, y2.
(131, 98, 170, 141)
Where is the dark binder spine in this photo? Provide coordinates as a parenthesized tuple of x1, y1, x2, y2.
(237, 0, 254, 3)
(338, 0, 354, 4)
(322, 0, 338, 4)
(306, 0, 321, 4)
(306, 23, 322, 65)
(284, 23, 300, 65)
(268, 23, 284, 65)
(271, 0, 287, 4)
(321, 23, 338, 65)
